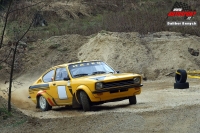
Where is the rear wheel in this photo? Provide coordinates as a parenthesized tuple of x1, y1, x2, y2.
(80, 91, 91, 111)
(129, 95, 137, 105)
(38, 96, 52, 111)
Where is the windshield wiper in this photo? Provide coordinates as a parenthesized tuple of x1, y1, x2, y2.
(107, 72, 114, 74)
(92, 71, 106, 75)
(73, 73, 88, 77)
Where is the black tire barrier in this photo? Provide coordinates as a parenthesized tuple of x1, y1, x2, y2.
(174, 82, 189, 89)
(175, 69, 187, 83)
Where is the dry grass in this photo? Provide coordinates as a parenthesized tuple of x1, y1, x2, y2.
(2, 0, 200, 42)
(44, 0, 200, 37)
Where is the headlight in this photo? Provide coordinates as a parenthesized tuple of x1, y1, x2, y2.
(133, 77, 141, 84)
(95, 82, 103, 89)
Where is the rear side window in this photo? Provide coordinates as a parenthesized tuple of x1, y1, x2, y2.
(43, 70, 55, 83)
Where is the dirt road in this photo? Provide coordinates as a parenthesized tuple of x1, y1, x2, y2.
(1, 77, 200, 133)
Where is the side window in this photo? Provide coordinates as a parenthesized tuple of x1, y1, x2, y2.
(43, 70, 55, 83)
(55, 68, 68, 81)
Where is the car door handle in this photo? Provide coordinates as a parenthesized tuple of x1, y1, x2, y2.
(53, 83, 56, 86)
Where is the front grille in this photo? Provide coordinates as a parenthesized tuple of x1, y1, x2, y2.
(103, 79, 134, 89)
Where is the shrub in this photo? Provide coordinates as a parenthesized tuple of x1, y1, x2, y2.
(58, 46, 68, 52)
(48, 43, 61, 49)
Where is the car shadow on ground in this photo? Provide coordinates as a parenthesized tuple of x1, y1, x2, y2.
(52, 103, 132, 112)
(91, 104, 131, 111)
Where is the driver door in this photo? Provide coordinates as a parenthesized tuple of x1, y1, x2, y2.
(50, 67, 73, 105)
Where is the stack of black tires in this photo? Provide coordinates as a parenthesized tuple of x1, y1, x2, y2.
(174, 69, 189, 89)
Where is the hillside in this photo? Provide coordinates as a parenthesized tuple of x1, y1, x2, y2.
(5, 31, 199, 81)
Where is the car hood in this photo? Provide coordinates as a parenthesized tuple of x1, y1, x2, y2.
(76, 73, 141, 82)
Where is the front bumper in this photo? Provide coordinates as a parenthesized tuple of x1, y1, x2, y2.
(92, 84, 143, 94)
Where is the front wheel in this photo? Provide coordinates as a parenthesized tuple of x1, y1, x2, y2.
(38, 96, 52, 111)
(129, 95, 137, 105)
(80, 91, 91, 111)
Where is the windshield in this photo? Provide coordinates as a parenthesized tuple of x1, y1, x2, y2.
(68, 61, 115, 78)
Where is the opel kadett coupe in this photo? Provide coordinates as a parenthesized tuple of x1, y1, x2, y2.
(29, 61, 142, 111)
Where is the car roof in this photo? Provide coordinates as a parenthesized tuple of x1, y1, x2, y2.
(41, 60, 107, 76)
(53, 60, 102, 68)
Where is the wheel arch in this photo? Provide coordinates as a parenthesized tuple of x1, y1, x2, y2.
(36, 90, 54, 106)
(75, 89, 91, 105)
(74, 85, 93, 104)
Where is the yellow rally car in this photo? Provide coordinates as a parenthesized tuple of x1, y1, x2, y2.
(29, 61, 142, 111)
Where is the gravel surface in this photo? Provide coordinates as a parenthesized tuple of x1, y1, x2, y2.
(1, 77, 200, 133)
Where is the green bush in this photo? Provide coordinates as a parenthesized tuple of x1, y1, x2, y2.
(0, 105, 12, 120)
(48, 43, 61, 49)
(28, 46, 35, 51)
(58, 46, 68, 52)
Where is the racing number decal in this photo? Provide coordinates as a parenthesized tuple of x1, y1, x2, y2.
(57, 86, 68, 99)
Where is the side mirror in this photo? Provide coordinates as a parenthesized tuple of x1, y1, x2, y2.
(116, 71, 120, 73)
(64, 76, 70, 81)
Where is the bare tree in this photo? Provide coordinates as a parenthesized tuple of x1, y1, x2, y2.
(0, 0, 12, 49)
(0, 0, 47, 112)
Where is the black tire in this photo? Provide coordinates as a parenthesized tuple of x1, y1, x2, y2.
(80, 91, 91, 111)
(38, 96, 52, 111)
(175, 69, 187, 83)
(129, 95, 137, 105)
(48, 105, 52, 110)
(174, 82, 189, 89)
